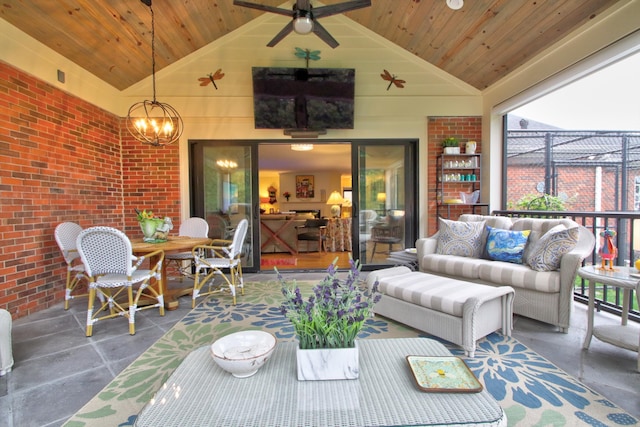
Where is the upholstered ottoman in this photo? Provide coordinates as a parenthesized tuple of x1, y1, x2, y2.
(367, 267, 514, 357)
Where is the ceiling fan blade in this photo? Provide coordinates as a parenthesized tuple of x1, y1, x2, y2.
(233, 0, 292, 17)
(313, 0, 371, 19)
(267, 21, 295, 47)
(312, 21, 339, 49)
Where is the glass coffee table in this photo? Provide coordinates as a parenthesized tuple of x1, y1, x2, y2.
(134, 338, 506, 426)
(578, 265, 640, 370)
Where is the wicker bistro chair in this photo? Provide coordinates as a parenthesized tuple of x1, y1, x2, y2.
(165, 217, 209, 282)
(295, 218, 328, 253)
(76, 226, 165, 337)
(191, 219, 248, 308)
(55, 222, 91, 310)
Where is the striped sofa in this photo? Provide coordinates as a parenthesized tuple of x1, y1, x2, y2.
(416, 214, 595, 333)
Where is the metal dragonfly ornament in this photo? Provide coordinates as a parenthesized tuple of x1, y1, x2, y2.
(294, 47, 321, 68)
(381, 69, 405, 90)
(198, 69, 225, 90)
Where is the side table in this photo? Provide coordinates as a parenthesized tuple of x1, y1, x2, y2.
(578, 265, 640, 371)
(387, 248, 419, 271)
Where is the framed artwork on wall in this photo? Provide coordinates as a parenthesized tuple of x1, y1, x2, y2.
(296, 175, 314, 198)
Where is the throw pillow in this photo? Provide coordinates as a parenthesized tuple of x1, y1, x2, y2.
(436, 218, 486, 258)
(526, 225, 579, 271)
(485, 226, 531, 264)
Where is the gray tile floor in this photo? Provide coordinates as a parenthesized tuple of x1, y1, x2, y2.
(1, 273, 639, 427)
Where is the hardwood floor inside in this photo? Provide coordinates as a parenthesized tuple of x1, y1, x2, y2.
(258, 242, 401, 271)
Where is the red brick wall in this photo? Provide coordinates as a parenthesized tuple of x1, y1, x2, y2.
(0, 62, 182, 319)
(507, 165, 629, 212)
(120, 125, 181, 236)
(427, 117, 482, 234)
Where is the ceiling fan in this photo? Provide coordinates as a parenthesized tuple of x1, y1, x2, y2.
(233, 0, 371, 48)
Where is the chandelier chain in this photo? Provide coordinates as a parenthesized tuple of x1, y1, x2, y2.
(126, 0, 183, 146)
(150, 4, 157, 102)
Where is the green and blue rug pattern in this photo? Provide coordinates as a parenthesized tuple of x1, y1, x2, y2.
(64, 280, 638, 427)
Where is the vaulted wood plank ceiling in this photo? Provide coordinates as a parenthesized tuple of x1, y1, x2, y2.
(0, 0, 619, 91)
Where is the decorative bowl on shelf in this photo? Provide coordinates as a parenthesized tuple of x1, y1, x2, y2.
(210, 331, 277, 378)
(459, 190, 480, 204)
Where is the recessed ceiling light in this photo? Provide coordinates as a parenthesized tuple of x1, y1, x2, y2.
(446, 0, 464, 10)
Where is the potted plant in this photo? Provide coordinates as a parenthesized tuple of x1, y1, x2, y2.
(279, 258, 381, 380)
(135, 208, 172, 242)
(442, 137, 460, 154)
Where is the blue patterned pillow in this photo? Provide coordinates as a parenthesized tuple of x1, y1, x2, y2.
(485, 226, 531, 264)
(436, 218, 486, 258)
(526, 225, 579, 271)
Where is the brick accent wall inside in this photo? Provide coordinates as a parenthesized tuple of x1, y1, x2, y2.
(0, 62, 181, 319)
(120, 124, 181, 236)
(427, 117, 482, 234)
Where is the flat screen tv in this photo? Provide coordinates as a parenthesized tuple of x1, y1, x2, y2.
(251, 67, 355, 130)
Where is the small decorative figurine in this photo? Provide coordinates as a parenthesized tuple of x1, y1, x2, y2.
(153, 217, 173, 241)
(598, 229, 617, 270)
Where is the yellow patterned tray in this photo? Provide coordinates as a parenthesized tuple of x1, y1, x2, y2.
(406, 356, 483, 393)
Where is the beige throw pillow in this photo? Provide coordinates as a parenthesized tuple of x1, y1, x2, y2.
(525, 225, 579, 271)
(436, 218, 486, 258)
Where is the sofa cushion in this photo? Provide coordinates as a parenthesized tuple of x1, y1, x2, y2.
(376, 271, 504, 317)
(459, 214, 514, 230)
(477, 261, 561, 293)
(436, 218, 486, 258)
(525, 225, 579, 271)
(485, 226, 530, 264)
(421, 254, 486, 281)
(511, 217, 577, 234)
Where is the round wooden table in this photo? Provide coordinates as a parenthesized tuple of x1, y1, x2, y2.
(131, 236, 212, 310)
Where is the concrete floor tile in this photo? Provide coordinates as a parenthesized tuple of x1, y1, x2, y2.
(93, 325, 166, 364)
(11, 369, 113, 427)
(8, 344, 101, 392)
(12, 313, 81, 343)
(12, 329, 90, 363)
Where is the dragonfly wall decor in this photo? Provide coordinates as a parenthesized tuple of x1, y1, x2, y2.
(294, 48, 321, 68)
(198, 69, 225, 90)
(381, 69, 405, 90)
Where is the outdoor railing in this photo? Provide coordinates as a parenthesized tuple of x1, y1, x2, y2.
(493, 209, 640, 322)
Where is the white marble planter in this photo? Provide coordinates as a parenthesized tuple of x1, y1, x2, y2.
(444, 146, 460, 154)
(296, 342, 359, 380)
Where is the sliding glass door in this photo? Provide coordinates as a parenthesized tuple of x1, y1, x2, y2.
(190, 139, 416, 272)
(190, 141, 258, 271)
(353, 141, 416, 268)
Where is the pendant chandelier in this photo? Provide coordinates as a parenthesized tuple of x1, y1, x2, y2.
(127, 0, 183, 147)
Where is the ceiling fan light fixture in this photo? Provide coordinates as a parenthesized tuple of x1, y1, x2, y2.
(446, 0, 464, 10)
(293, 16, 313, 34)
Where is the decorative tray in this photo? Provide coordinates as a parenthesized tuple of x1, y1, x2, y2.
(406, 356, 483, 393)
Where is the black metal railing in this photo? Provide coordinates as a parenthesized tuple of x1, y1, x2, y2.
(493, 209, 640, 322)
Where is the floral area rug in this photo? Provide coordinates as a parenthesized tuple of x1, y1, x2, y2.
(64, 280, 638, 427)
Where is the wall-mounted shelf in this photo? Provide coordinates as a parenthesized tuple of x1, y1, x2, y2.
(436, 153, 488, 219)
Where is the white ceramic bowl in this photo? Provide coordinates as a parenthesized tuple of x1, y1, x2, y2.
(210, 331, 277, 378)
